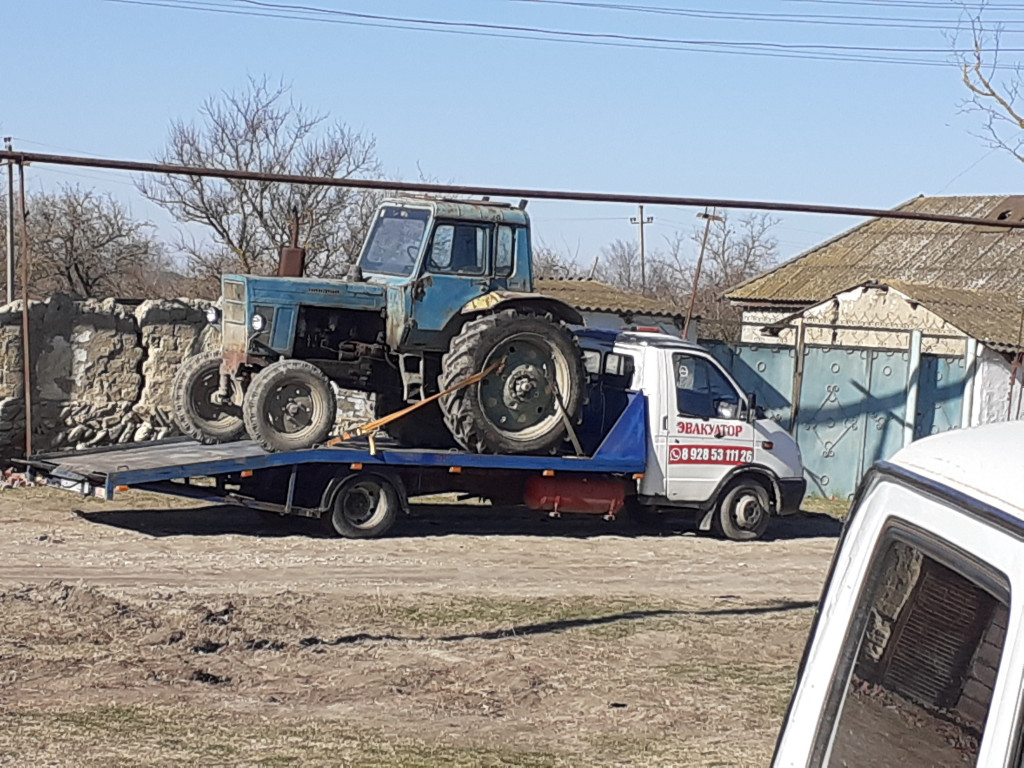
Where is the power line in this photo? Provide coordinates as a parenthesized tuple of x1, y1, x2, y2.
(498, 0, 1024, 32)
(101, 0, 1024, 68)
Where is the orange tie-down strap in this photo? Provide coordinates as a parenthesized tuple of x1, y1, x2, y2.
(327, 359, 505, 446)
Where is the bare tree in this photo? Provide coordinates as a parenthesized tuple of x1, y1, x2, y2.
(138, 76, 382, 289)
(660, 212, 780, 336)
(533, 241, 584, 279)
(3, 185, 175, 300)
(952, 4, 1024, 162)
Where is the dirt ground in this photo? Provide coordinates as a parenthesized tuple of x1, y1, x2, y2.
(0, 487, 842, 767)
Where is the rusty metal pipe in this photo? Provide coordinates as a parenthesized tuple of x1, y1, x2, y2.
(16, 161, 32, 457)
(3, 150, 1024, 230)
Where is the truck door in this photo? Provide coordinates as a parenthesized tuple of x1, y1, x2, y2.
(663, 352, 754, 503)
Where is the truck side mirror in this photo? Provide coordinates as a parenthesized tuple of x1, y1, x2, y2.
(716, 400, 739, 420)
(746, 392, 759, 422)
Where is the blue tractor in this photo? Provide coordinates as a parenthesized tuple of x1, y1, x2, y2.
(171, 197, 586, 454)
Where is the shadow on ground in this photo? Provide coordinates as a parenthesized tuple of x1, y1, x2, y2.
(76, 503, 843, 541)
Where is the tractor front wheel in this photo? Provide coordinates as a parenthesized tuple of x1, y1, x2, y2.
(171, 351, 246, 444)
(438, 310, 584, 454)
(243, 360, 337, 452)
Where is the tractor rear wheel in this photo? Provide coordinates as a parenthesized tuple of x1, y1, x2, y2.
(171, 351, 246, 444)
(243, 359, 337, 452)
(438, 310, 584, 454)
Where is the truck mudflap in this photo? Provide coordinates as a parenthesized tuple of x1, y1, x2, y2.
(777, 477, 807, 516)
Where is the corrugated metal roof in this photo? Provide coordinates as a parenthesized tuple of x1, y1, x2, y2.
(727, 195, 1024, 304)
(537, 277, 686, 319)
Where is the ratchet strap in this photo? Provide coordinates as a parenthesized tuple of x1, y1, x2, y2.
(327, 359, 505, 446)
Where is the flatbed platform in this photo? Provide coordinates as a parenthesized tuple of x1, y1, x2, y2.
(22, 392, 648, 510)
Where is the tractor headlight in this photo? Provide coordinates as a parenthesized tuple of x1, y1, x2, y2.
(251, 313, 266, 332)
(205, 306, 220, 325)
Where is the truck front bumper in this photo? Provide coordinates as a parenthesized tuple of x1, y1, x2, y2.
(777, 478, 807, 516)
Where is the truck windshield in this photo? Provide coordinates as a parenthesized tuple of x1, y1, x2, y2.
(359, 206, 431, 277)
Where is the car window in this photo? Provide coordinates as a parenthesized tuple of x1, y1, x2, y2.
(674, 353, 738, 419)
(814, 533, 1008, 768)
(582, 349, 601, 375)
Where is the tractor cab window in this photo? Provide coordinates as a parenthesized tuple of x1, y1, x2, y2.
(674, 353, 740, 420)
(359, 206, 430, 277)
(428, 223, 488, 276)
(495, 226, 514, 276)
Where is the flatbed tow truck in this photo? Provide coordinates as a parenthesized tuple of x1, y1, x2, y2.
(19, 329, 806, 541)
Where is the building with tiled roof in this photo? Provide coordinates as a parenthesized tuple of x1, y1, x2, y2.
(537, 277, 697, 339)
(725, 194, 1024, 427)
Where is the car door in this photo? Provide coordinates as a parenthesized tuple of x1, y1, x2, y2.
(664, 352, 755, 503)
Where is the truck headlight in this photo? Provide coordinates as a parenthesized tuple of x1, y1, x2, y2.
(251, 313, 266, 332)
(205, 306, 220, 324)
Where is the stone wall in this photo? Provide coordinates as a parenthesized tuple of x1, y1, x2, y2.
(0, 295, 373, 462)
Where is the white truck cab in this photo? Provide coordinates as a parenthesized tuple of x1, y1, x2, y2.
(577, 328, 805, 540)
(774, 421, 1024, 767)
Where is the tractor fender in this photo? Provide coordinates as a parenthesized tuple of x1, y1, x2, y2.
(460, 291, 583, 326)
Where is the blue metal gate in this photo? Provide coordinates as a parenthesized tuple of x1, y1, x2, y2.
(704, 342, 796, 428)
(703, 339, 968, 500)
(915, 355, 967, 440)
(796, 347, 909, 498)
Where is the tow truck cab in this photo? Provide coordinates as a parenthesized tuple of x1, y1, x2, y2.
(577, 329, 805, 539)
(774, 421, 1024, 767)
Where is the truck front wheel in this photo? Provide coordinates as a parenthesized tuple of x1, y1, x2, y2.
(172, 351, 246, 444)
(438, 310, 584, 454)
(715, 479, 771, 541)
(243, 360, 337, 452)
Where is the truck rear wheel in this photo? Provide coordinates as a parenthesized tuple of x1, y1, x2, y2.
(171, 351, 245, 444)
(323, 474, 400, 539)
(714, 479, 771, 541)
(243, 360, 337, 452)
(438, 310, 584, 454)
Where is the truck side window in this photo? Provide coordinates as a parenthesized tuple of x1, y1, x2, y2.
(495, 226, 514, 276)
(673, 353, 738, 419)
(816, 536, 1007, 768)
(428, 224, 488, 275)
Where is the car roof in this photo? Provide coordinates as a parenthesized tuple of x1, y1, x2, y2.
(888, 421, 1024, 518)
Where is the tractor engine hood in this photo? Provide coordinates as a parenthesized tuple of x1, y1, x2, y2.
(220, 274, 388, 361)
(224, 274, 388, 311)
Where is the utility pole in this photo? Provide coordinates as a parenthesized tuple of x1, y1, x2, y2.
(4, 137, 13, 305)
(683, 207, 723, 340)
(630, 204, 653, 295)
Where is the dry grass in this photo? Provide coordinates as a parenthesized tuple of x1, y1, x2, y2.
(0, 583, 814, 767)
(802, 496, 851, 520)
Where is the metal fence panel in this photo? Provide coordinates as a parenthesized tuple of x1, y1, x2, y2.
(704, 337, 967, 500)
(915, 355, 967, 440)
(703, 342, 796, 429)
(796, 347, 875, 498)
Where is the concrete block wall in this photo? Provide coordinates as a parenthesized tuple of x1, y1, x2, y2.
(0, 295, 373, 462)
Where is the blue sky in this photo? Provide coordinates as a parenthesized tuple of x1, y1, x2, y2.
(6, 0, 1024, 266)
